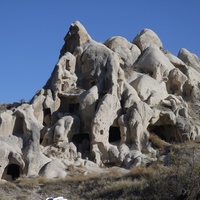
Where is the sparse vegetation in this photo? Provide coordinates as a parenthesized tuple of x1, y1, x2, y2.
(1, 142, 200, 200)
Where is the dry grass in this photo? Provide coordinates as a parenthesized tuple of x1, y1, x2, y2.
(1, 142, 200, 199)
(149, 133, 171, 150)
(16, 177, 39, 189)
(129, 165, 158, 178)
(0, 181, 17, 189)
(0, 160, 200, 200)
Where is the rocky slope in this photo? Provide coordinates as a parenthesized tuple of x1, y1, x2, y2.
(0, 21, 200, 181)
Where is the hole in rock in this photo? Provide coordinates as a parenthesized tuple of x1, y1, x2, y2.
(43, 108, 51, 126)
(59, 96, 69, 113)
(43, 108, 51, 117)
(68, 103, 79, 113)
(148, 125, 179, 143)
(72, 133, 90, 152)
(12, 117, 24, 135)
(59, 96, 79, 114)
(109, 126, 121, 143)
(2, 164, 21, 181)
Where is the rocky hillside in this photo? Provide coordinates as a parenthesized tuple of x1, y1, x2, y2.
(0, 21, 200, 181)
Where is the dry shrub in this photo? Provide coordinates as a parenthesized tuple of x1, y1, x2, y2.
(16, 177, 39, 189)
(0, 181, 17, 189)
(65, 172, 101, 182)
(149, 133, 171, 149)
(104, 167, 123, 178)
(0, 181, 19, 200)
(129, 165, 158, 179)
(16, 194, 30, 200)
(173, 139, 200, 149)
(36, 176, 49, 184)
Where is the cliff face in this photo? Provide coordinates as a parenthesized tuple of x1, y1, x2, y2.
(1, 21, 200, 180)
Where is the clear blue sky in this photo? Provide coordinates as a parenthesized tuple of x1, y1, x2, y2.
(0, 1, 199, 103)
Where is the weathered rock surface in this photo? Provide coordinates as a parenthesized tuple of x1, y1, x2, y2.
(132, 28, 163, 51)
(0, 21, 200, 180)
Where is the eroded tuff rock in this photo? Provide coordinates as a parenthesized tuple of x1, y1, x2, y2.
(1, 21, 200, 180)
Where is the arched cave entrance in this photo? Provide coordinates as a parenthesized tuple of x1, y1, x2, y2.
(109, 126, 121, 144)
(2, 164, 21, 181)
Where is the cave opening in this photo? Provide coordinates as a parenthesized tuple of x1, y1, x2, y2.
(148, 125, 178, 143)
(43, 108, 51, 126)
(2, 164, 21, 181)
(109, 126, 121, 143)
(59, 96, 79, 114)
(12, 117, 24, 135)
(72, 133, 90, 153)
(59, 96, 69, 113)
(68, 103, 79, 114)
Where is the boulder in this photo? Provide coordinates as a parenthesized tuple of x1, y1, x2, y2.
(129, 74, 168, 106)
(166, 68, 188, 95)
(164, 51, 186, 68)
(178, 48, 200, 73)
(132, 28, 163, 51)
(104, 36, 141, 70)
(135, 44, 174, 81)
(39, 159, 67, 179)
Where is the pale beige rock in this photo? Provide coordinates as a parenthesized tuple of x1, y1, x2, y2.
(79, 86, 99, 133)
(128, 102, 153, 151)
(91, 94, 121, 143)
(53, 115, 80, 143)
(60, 21, 122, 96)
(119, 101, 153, 151)
(166, 68, 188, 95)
(47, 52, 78, 96)
(132, 28, 163, 51)
(125, 150, 156, 167)
(104, 36, 141, 70)
(14, 104, 50, 176)
(184, 67, 200, 89)
(0, 110, 15, 136)
(129, 74, 168, 106)
(150, 109, 176, 126)
(136, 45, 174, 81)
(164, 51, 186, 67)
(31, 89, 45, 124)
(60, 21, 92, 56)
(118, 80, 140, 111)
(0, 137, 24, 180)
(91, 94, 121, 165)
(178, 48, 200, 73)
(39, 159, 67, 179)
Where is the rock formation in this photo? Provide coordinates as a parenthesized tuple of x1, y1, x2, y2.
(0, 21, 200, 180)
